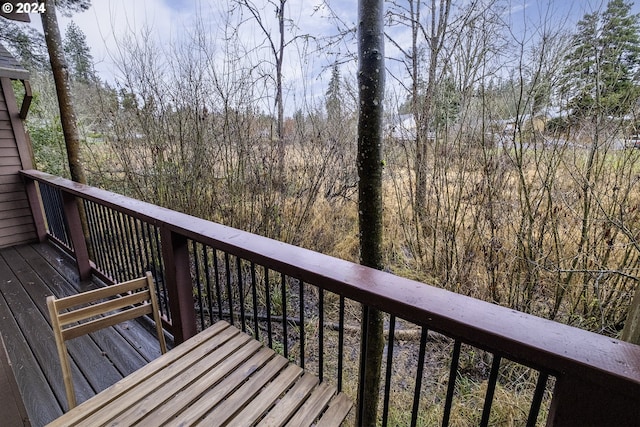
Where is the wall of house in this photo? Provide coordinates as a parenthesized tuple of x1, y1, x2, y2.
(0, 77, 35, 248)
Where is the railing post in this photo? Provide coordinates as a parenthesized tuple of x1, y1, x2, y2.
(23, 177, 47, 242)
(546, 375, 640, 426)
(60, 191, 91, 281)
(160, 227, 197, 344)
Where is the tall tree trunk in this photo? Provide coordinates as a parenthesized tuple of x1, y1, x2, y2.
(415, 0, 451, 231)
(41, 0, 92, 270)
(41, 0, 86, 184)
(356, 0, 385, 424)
(276, 0, 285, 192)
(622, 284, 640, 344)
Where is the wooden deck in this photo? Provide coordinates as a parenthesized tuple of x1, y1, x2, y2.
(0, 242, 170, 427)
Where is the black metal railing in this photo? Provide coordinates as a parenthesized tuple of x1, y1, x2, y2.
(38, 183, 72, 250)
(188, 238, 350, 392)
(22, 169, 640, 426)
(30, 175, 554, 424)
(82, 199, 171, 321)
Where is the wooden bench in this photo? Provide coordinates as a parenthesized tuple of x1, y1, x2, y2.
(46, 321, 352, 426)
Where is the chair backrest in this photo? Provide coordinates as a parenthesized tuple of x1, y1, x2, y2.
(47, 271, 167, 410)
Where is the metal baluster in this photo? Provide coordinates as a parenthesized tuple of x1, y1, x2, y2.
(382, 315, 396, 426)
(203, 245, 214, 328)
(212, 248, 223, 322)
(318, 288, 324, 382)
(265, 268, 273, 349)
(442, 340, 462, 427)
(224, 252, 234, 325)
(251, 262, 259, 340)
(526, 372, 549, 427)
(281, 272, 287, 358)
(338, 296, 345, 392)
(480, 354, 502, 427)
(237, 257, 246, 332)
(192, 241, 205, 330)
(299, 279, 305, 369)
(410, 327, 429, 427)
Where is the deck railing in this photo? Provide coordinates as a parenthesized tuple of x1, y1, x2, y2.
(21, 169, 640, 426)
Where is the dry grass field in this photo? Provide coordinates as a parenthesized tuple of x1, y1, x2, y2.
(84, 126, 640, 337)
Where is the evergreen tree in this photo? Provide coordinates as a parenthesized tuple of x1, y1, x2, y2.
(57, 0, 90, 14)
(600, 0, 640, 113)
(325, 63, 342, 121)
(119, 88, 138, 111)
(0, 19, 49, 70)
(63, 21, 96, 83)
(432, 75, 460, 132)
(561, 0, 640, 118)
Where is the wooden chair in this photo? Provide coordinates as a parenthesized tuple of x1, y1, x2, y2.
(47, 272, 167, 410)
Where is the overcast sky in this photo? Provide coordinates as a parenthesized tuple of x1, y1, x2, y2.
(23, 0, 640, 114)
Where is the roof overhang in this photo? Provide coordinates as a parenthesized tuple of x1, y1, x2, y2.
(0, 42, 31, 118)
(0, 0, 31, 22)
(0, 43, 29, 80)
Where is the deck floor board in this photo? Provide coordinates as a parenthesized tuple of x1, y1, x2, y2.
(0, 334, 30, 426)
(2, 245, 123, 400)
(0, 242, 168, 426)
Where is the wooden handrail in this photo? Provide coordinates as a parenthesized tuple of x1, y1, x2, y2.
(20, 169, 640, 424)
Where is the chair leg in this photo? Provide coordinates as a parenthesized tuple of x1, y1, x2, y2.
(47, 296, 77, 410)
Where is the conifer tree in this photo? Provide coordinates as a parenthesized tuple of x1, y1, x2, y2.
(561, 0, 640, 118)
(0, 20, 48, 70)
(325, 63, 342, 122)
(63, 21, 96, 83)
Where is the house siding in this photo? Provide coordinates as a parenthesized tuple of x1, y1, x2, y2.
(0, 78, 35, 248)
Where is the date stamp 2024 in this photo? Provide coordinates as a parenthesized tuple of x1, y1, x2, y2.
(2, 2, 46, 14)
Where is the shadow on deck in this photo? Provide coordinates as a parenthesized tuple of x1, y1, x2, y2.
(0, 242, 170, 427)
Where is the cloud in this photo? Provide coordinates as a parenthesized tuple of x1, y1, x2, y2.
(33, 0, 197, 83)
